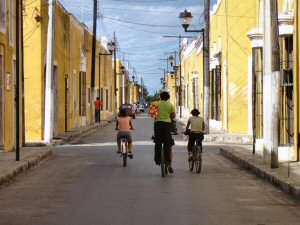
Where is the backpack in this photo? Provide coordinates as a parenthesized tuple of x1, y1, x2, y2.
(149, 104, 158, 119)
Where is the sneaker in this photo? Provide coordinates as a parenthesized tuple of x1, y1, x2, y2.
(128, 152, 133, 159)
(168, 166, 174, 174)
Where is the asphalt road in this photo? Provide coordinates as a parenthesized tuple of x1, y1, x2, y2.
(0, 114, 300, 225)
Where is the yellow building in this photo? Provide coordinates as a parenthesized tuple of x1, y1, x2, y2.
(182, 0, 256, 134)
(248, 0, 299, 161)
(165, 73, 177, 107)
(0, 1, 23, 151)
(24, 0, 115, 143)
(181, 38, 204, 116)
(129, 81, 140, 104)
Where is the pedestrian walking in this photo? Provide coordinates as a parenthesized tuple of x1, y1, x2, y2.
(94, 97, 102, 123)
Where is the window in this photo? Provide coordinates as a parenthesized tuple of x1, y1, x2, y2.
(106, 89, 109, 110)
(0, 0, 6, 33)
(210, 66, 221, 121)
(9, 0, 13, 45)
(252, 47, 263, 139)
(100, 88, 103, 111)
(279, 36, 294, 146)
(79, 72, 86, 116)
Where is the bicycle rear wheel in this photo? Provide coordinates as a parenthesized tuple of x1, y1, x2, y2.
(161, 148, 165, 177)
(195, 145, 202, 173)
(189, 150, 195, 172)
(122, 142, 127, 167)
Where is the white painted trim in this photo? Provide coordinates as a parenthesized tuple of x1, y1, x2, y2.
(209, 119, 222, 131)
(210, 0, 222, 16)
(210, 57, 220, 70)
(278, 146, 294, 161)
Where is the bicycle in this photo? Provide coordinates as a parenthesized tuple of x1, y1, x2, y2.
(120, 138, 128, 167)
(160, 144, 168, 177)
(187, 133, 204, 173)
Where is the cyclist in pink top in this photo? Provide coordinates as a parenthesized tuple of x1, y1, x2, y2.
(116, 108, 134, 158)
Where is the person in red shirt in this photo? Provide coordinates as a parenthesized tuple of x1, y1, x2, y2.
(94, 97, 102, 123)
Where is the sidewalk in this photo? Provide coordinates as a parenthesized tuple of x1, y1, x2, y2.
(0, 120, 113, 186)
(176, 117, 252, 144)
(220, 145, 300, 202)
(0, 147, 52, 185)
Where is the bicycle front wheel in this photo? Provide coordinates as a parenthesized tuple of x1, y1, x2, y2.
(195, 145, 202, 173)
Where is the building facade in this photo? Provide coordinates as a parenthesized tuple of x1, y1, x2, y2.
(24, 0, 115, 143)
(0, 0, 23, 151)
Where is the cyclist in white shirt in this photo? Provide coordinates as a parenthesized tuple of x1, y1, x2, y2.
(184, 109, 204, 161)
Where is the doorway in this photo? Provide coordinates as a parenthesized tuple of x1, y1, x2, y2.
(65, 75, 69, 131)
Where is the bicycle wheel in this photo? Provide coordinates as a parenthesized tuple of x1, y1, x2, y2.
(195, 145, 202, 173)
(161, 147, 165, 177)
(189, 149, 195, 172)
(122, 142, 127, 167)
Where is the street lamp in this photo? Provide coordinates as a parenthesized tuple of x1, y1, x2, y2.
(168, 55, 175, 67)
(179, 9, 204, 33)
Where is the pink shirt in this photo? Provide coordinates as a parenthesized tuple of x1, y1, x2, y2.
(117, 117, 131, 131)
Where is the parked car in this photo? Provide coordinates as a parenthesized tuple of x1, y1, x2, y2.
(138, 104, 145, 113)
(120, 104, 136, 119)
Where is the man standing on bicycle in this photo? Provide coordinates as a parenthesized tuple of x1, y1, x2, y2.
(184, 109, 204, 161)
(152, 91, 175, 173)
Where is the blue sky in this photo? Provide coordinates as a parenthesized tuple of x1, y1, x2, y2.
(59, 0, 217, 95)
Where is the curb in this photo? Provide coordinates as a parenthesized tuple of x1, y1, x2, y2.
(0, 149, 52, 186)
(52, 120, 113, 146)
(220, 148, 300, 202)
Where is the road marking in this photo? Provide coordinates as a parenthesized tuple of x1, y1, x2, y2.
(58, 140, 189, 147)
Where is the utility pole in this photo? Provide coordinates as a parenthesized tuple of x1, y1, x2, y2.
(203, 0, 210, 134)
(44, 0, 55, 143)
(90, 0, 97, 124)
(263, 0, 280, 168)
(113, 32, 117, 114)
(15, 0, 22, 161)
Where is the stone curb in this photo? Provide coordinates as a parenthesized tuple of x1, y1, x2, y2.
(0, 149, 52, 186)
(220, 148, 300, 202)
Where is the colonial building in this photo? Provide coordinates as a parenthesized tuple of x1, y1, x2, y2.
(24, 0, 115, 143)
(0, 0, 23, 151)
(181, 0, 256, 134)
(248, 0, 298, 161)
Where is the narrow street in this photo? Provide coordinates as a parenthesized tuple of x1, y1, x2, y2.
(0, 114, 300, 225)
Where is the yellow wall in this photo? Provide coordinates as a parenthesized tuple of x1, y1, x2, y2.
(0, 0, 20, 151)
(24, 1, 115, 142)
(166, 73, 176, 107)
(182, 41, 204, 115)
(209, 0, 256, 133)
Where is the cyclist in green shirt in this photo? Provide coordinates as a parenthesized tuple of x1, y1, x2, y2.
(152, 91, 176, 173)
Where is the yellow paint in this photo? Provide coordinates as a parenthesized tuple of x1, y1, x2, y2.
(24, 1, 115, 142)
(182, 41, 204, 116)
(0, 0, 19, 151)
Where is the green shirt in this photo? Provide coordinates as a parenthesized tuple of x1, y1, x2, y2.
(152, 100, 175, 123)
